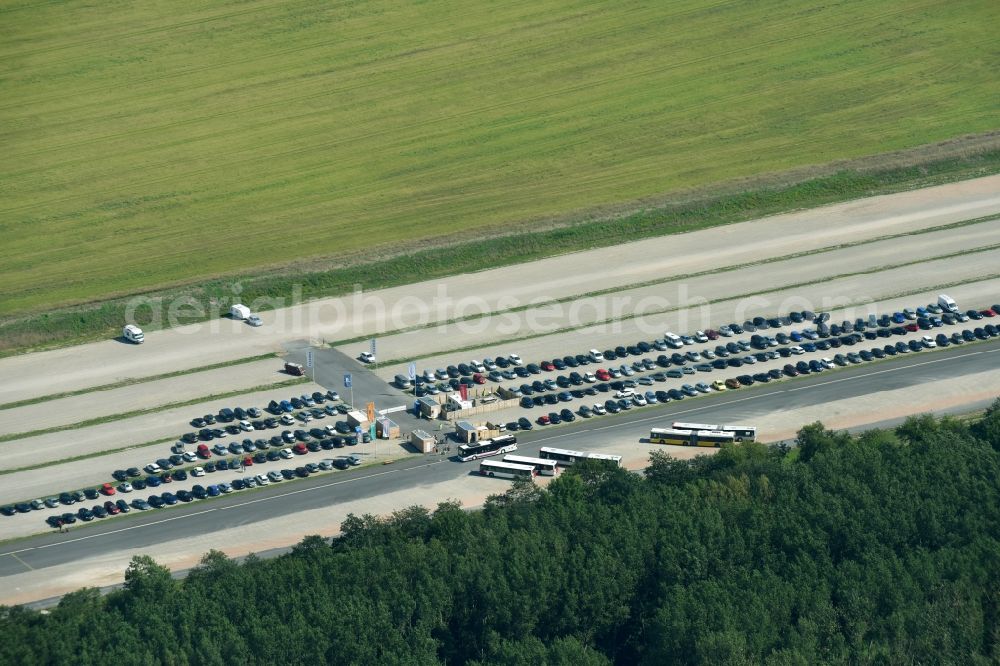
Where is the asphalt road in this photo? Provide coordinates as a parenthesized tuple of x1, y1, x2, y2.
(3, 337, 996, 580)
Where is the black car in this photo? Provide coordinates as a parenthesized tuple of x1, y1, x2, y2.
(517, 417, 533, 431)
(234, 407, 247, 420)
(526, 363, 541, 374)
(767, 368, 783, 380)
(148, 496, 165, 509)
(192, 485, 208, 499)
(231, 479, 246, 490)
(882, 344, 897, 356)
(560, 409, 576, 422)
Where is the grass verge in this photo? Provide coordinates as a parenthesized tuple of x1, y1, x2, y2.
(0, 353, 279, 411)
(2, 147, 999, 357)
(0, 378, 310, 444)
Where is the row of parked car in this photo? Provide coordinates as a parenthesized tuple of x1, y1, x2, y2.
(37, 455, 362, 528)
(493, 299, 998, 426)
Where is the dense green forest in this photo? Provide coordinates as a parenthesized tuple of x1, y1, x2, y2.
(3, 401, 1000, 664)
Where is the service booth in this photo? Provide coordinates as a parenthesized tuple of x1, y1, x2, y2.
(376, 417, 400, 439)
(346, 410, 369, 429)
(454, 420, 487, 444)
(410, 429, 436, 453)
(416, 397, 442, 420)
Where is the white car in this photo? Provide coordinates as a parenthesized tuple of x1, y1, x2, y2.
(508, 353, 522, 365)
(192, 467, 206, 477)
(280, 414, 295, 425)
(694, 331, 709, 343)
(247, 314, 263, 327)
(583, 372, 597, 383)
(470, 360, 485, 372)
(790, 346, 805, 355)
(118, 482, 133, 493)
(592, 404, 607, 415)
(718, 326, 733, 337)
(821, 358, 835, 369)
(614, 388, 635, 399)
(218, 483, 233, 494)
(239, 420, 253, 432)
(589, 349, 604, 362)
(268, 471, 283, 482)
(632, 394, 648, 406)
(280, 448, 294, 459)
(359, 352, 375, 363)
(255, 474, 269, 486)
(922, 335, 936, 348)
(325, 424, 338, 435)
(483, 358, 497, 370)
(144, 463, 161, 474)
(182, 451, 197, 463)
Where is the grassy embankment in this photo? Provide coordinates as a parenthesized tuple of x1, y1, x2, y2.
(1, 0, 997, 351)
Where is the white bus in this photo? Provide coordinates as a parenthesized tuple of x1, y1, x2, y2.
(538, 447, 622, 467)
(503, 454, 559, 476)
(671, 422, 756, 442)
(480, 460, 537, 480)
(458, 435, 518, 462)
(650, 428, 736, 447)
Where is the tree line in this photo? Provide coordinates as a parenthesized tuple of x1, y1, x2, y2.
(3, 400, 1000, 664)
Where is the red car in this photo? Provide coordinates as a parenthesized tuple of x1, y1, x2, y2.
(196, 444, 211, 459)
(104, 500, 121, 515)
(293, 444, 307, 455)
(536, 415, 551, 425)
(472, 373, 486, 384)
(100, 483, 116, 496)
(595, 369, 611, 381)
(705, 329, 720, 340)
(243, 456, 254, 466)
(540, 361, 555, 372)
(981, 309, 996, 318)
(904, 323, 919, 332)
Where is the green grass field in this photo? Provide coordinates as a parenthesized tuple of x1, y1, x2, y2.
(1, 0, 997, 315)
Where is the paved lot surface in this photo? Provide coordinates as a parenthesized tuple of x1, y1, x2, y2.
(366, 276, 1000, 383)
(2, 175, 998, 403)
(2, 283, 996, 506)
(1, 340, 996, 606)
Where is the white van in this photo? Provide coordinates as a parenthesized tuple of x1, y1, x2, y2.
(230, 304, 251, 320)
(123, 324, 144, 344)
(664, 332, 684, 349)
(937, 294, 958, 314)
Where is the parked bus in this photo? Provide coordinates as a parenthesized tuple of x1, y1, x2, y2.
(503, 454, 559, 476)
(650, 428, 736, 447)
(538, 447, 622, 467)
(671, 422, 756, 442)
(458, 435, 518, 462)
(480, 460, 537, 480)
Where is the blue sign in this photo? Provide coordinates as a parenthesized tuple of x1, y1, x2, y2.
(370, 338, 376, 355)
(344, 373, 352, 388)
(355, 426, 363, 434)
(306, 350, 314, 369)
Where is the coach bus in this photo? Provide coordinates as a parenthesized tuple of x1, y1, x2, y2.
(671, 422, 756, 442)
(458, 435, 518, 462)
(538, 447, 622, 467)
(649, 428, 736, 447)
(479, 460, 537, 480)
(502, 454, 559, 476)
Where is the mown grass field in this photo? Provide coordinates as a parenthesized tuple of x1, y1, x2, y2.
(1, 0, 997, 315)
